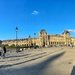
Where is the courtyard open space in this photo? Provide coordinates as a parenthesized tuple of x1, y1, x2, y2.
(0, 47, 75, 75)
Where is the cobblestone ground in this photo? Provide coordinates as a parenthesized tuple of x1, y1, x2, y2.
(0, 47, 75, 75)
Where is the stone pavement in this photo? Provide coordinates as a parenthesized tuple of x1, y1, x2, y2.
(0, 47, 75, 75)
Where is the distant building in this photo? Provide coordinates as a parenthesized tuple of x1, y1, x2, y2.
(2, 30, 75, 46)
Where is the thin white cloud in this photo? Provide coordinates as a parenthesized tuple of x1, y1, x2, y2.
(32, 11, 39, 15)
(68, 29, 75, 33)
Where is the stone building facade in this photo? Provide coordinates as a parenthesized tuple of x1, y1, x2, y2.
(2, 29, 75, 47)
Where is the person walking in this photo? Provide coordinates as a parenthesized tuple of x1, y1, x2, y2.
(3, 46, 6, 57)
(0, 47, 3, 59)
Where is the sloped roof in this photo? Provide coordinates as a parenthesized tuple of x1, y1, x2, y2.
(62, 30, 70, 34)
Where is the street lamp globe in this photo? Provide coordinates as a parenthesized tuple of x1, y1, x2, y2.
(16, 27, 18, 31)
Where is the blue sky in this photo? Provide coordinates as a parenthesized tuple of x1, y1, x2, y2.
(0, 0, 75, 40)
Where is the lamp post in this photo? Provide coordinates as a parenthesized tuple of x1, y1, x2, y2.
(15, 27, 18, 52)
(34, 33, 36, 46)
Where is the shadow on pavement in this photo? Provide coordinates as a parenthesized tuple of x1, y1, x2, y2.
(6, 54, 30, 58)
(0, 53, 50, 69)
(71, 66, 75, 75)
(0, 51, 65, 75)
(5, 52, 47, 62)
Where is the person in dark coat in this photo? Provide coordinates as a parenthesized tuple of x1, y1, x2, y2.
(3, 46, 6, 57)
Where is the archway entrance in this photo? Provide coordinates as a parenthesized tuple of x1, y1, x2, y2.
(43, 42, 45, 47)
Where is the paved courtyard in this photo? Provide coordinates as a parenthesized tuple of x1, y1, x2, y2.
(0, 47, 75, 75)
